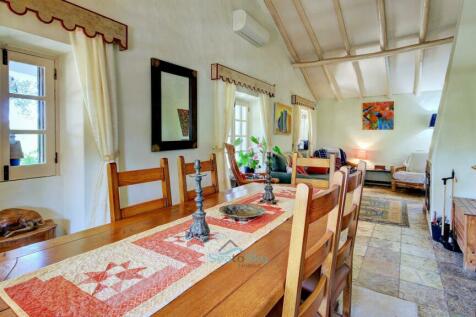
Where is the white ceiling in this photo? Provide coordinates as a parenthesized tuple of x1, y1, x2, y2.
(262, 0, 461, 100)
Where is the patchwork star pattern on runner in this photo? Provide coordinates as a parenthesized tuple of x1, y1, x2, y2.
(167, 232, 217, 248)
(79, 261, 146, 299)
(0, 185, 301, 317)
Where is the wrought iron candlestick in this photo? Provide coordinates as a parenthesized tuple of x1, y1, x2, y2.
(260, 152, 277, 204)
(185, 160, 210, 242)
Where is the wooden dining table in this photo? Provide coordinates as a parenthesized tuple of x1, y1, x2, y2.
(0, 183, 325, 317)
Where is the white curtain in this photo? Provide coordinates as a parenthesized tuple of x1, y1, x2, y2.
(292, 105, 301, 152)
(214, 81, 236, 191)
(70, 30, 119, 227)
(259, 93, 272, 148)
(307, 108, 315, 156)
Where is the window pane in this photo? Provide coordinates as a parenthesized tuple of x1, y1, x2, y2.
(9, 98, 44, 130)
(235, 121, 241, 136)
(9, 61, 44, 96)
(9, 134, 45, 166)
(241, 122, 247, 136)
(235, 106, 241, 120)
(241, 106, 247, 120)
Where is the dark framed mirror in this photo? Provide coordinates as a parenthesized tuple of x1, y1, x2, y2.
(151, 58, 197, 151)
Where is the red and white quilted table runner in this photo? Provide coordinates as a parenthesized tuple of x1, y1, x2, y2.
(0, 186, 308, 317)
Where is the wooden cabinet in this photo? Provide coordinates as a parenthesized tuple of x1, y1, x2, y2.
(453, 198, 476, 271)
(0, 220, 56, 253)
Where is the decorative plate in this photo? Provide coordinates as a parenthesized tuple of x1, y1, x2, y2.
(219, 204, 265, 221)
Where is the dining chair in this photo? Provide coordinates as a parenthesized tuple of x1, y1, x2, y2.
(330, 161, 366, 317)
(291, 152, 336, 189)
(224, 143, 278, 186)
(282, 170, 347, 317)
(177, 154, 219, 203)
(107, 159, 172, 222)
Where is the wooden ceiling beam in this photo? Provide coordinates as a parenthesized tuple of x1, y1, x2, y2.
(414, 0, 431, 96)
(292, 36, 453, 67)
(264, 0, 319, 101)
(332, 0, 364, 98)
(293, 0, 342, 101)
(377, 0, 392, 97)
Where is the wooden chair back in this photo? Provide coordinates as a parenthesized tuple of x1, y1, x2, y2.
(336, 161, 366, 269)
(224, 143, 248, 186)
(107, 159, 172, 222)
(177, 154, 219, 203)
(331, 161, 366, 317)
(291, 152, 336, 189)
(282, 171, 347, 317)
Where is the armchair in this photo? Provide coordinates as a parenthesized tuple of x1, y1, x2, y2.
(391, 153, 427, 191)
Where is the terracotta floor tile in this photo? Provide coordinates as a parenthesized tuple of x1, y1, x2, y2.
(401, 243, 436, 259)
(354, 243, 368, 257)
(357, 187, 473, 315)
(399, 280, 447, 310)
(369, 237, 401, 252)
(400, 253, 439, 273)
(356, 268, 399, 297)
(401, 234, 432, 248)
(400, 265, 443, 289)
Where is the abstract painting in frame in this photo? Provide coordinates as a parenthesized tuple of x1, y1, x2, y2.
(274, 102, 292, 135)
(362, 101, 394, 130)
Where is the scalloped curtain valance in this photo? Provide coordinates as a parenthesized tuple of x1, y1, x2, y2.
(291, 94, 316, 110)
(211, 63, 275, 97)
(0, 0, 128, 50)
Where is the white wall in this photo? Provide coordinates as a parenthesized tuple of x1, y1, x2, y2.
(69, 0, 313, 209)
(0, 0, 313, 233)
(430, 0, 476, 220)
(315, 92, 441, 167)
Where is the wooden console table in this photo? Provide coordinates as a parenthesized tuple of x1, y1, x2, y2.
(453, 197, 476, 271)
(0, 220, 56, 253)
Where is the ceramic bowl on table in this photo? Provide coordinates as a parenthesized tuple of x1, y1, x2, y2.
(219, 204, 265, 221)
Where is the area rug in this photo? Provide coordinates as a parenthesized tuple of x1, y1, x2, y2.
(359, 195, 409, 227)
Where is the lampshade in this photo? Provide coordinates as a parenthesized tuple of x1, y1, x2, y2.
(429, 113, 437, 127)
(354, 149, 368, 160)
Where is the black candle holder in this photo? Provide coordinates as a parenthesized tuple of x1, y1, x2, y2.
(185, 160, 210, 242)
(260, 152, 277, 204)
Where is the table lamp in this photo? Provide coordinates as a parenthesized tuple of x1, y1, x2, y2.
(354, 149, 368, 160)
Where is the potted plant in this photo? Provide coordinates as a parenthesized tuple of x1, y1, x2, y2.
(234, 136, 283, 174)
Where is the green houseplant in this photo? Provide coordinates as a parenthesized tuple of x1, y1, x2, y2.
(234, 136, 282, 173)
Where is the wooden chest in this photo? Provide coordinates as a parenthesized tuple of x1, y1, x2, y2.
(0, 219, 56, 253)
(453, 197, 476, 271)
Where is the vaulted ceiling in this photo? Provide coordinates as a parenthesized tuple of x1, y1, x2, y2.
(263, 0, 461, 101)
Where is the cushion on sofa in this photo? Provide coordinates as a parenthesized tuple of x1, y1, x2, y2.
(271, 154, 288, 173)
(307, 167, 329, 174)
(394, 171, 425, 184)
(296, 166, 308, 175)
(405, 152, 427, 173)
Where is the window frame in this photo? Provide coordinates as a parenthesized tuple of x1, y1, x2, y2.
(299, 108, 310, 143)
(230, 99, 250, 153)
(0, 49, 57, 181)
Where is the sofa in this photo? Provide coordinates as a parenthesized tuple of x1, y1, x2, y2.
(391, 152, 427, 191)
(270, 148, 350, 184)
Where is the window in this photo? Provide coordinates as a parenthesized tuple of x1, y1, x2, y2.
(0, 50, 56, 181)
(299, 108, 309, 148)
(229, 100, 249, 152)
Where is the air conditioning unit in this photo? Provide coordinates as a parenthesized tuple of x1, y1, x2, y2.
(233, 9, 270, 47)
